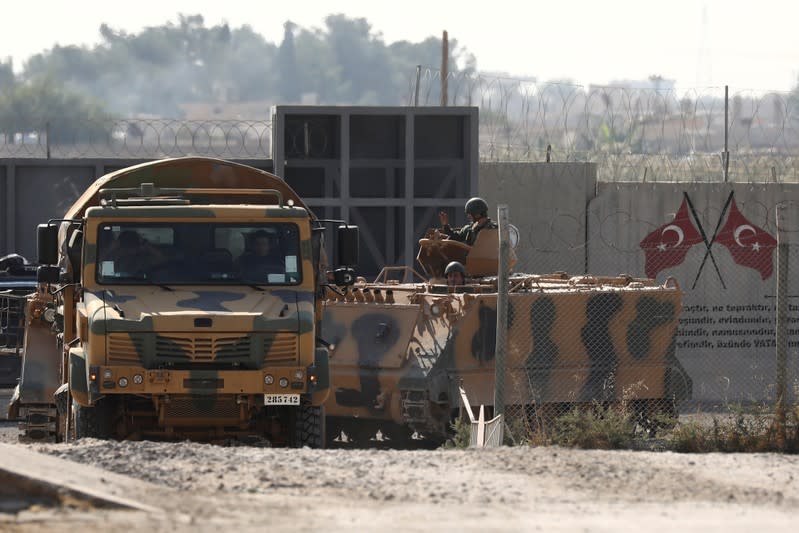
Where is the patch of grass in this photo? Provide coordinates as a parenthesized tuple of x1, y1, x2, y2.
(443, 417, 472, 449)
(504, 401, 799, 453)
(668, 404, 799, 453)
(549, 401, 640, 450)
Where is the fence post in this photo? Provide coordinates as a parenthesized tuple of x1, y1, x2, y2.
(414, 65, 421, 107)
(495, 205, 510, 423)
(440, 31, 449, 107)
(723, 85, 729, 182)
(775, 205, 792, 448)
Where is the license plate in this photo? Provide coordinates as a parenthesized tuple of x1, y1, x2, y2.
(264, 394, 300, 406)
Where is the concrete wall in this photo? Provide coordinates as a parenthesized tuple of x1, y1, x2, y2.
(479, 162, 596, 275)
(479, 167, 797, 406)
(589, 183, 799, 406)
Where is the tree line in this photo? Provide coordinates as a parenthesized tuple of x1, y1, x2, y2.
(0, 14, 473, 137)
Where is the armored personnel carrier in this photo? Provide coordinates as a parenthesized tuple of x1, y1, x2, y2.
(321, 226, 690, 446)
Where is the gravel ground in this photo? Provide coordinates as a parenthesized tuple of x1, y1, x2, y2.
(2, 387, 799, 531)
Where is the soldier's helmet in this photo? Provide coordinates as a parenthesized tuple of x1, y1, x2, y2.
(465, 197, 488, 218)
(444, 261, 465, 275)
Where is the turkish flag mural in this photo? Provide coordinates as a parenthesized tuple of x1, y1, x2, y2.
(639, 198, 704, 278)
(714, 199, 777, 280)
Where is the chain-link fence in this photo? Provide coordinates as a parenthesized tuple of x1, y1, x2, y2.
(411, 66, 799, 182)
(492, 201, 799, 445)
(0, 119, 272, 159)
(493, 269, 686, 443)
(0, 291, 28, 386)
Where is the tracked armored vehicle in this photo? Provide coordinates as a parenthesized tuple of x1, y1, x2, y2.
(321, 227, 691, 446)
(10, 157, 358, 444)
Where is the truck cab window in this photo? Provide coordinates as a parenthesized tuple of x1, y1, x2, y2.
(96, 222, 301, 285)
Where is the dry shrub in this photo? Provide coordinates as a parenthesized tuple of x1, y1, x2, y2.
(669, 404, 799, 454)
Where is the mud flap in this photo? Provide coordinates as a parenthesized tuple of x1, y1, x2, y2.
(68, 349, 90, 405)
(54, 383, 70, 416)
(7, 384, 20, 420)
(312, 347, 330, 390)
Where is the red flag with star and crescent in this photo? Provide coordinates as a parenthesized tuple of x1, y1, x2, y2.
(639, 198, 704, 278)
(714, 199, 777, 280)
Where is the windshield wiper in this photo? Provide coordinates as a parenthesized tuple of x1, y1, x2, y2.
(146, 282, 174, 291)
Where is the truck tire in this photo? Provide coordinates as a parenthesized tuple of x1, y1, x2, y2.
(293, 400, 325, 448)
(73, 398, 115, 440)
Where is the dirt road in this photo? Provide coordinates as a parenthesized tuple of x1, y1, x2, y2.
(1, 387, 797, 532)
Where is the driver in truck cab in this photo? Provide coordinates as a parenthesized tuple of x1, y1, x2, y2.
(237, 230, 285, 279)
(104, 230, 165, 275)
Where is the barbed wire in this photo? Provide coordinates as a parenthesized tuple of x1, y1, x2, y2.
(0, 119, 272, 159)
(411, 66, 799, 182)
(3, 70, 799, 183)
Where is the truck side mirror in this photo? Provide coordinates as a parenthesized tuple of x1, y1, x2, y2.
(337, 225, 359, 267)
(333, 268, 355, 286)
(37, 266, 60, 284)
(37, 224, 59, 265)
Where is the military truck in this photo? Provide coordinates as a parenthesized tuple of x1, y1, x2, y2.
(321, 223, 691, 446)
(10, 157, 358, 445)
(0, 255, 38, 387)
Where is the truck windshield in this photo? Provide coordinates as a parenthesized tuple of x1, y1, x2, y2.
(95, 222, 302, 285)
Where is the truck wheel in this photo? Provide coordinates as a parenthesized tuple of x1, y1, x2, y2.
(73, 398, 115, 440)
(293, 400, 325, 448)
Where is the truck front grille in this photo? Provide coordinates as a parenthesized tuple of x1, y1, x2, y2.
(162, 396, 241, 425)
(107, 333, 146, 365)
(263, 333, 298, 364)
(106, 332, 298, 367)
(156, 334, 251, 362)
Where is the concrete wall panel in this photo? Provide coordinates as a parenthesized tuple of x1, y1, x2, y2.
(14, 165, 96, 259)
(589, 182, 799, 405)
(479, 162, 596, 274)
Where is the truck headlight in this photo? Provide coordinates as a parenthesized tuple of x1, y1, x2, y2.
(103, 369, 113, 379)
(293, 370, 304, 380)
(133, 374, 143, 385)
(264, 374, 274, 385)
(118, 377, 129, 388)
(279, 378, 289, 388)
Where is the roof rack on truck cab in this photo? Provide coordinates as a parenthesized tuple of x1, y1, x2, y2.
(98, 183, 285, 207)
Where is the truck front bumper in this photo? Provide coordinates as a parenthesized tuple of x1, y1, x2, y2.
(89, 365, 317, 396)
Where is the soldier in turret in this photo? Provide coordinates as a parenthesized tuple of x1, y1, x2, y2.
(445, 261, 466, 286)
(438, 197, 497, 246)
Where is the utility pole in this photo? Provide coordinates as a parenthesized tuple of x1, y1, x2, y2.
(441, 31, 449, 107)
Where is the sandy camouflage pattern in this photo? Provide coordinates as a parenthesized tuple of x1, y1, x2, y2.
(322, 234, 688, 444)
(12, 157, 329, 442)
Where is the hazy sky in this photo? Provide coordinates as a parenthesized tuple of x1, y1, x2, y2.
(2, 0, 799, 93)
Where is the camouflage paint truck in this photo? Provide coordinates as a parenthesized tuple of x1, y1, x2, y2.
(10, 157, 357, 445)
(321, 227, 691, 446)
